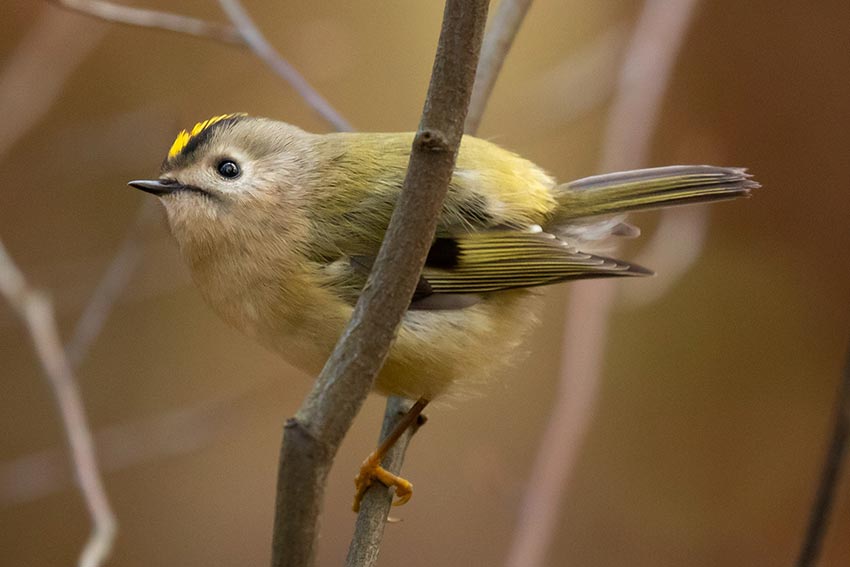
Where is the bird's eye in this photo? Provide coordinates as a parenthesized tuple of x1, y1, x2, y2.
(216, 159, 241, 179)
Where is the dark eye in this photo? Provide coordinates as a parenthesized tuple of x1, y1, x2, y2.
(216, 159, 240, 179)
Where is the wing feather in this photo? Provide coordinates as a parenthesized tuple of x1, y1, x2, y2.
(421, 232, 651, 295)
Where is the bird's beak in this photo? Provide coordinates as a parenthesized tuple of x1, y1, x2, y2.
(127, 179, 184, 196)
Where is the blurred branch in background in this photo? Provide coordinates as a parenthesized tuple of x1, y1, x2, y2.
(0, 385, 269, 506)
(0, 242, 116, 567)
(2, 1, 353, 564)
(795, 341, 850, 567)
(465, 0, 533, 134)
(47, 0, 243, 43)
(528, 24, 626, 129)
(0, 8, 116, 567)
(215, 0, 352, 131)
(505, 1, 703, 566)
(271, 3, 489, 565)
(65, 201, 158, 367)
(46, 0, 352, 130)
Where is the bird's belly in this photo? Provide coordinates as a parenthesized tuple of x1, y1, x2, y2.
(375, 289, 541, 400)
(201, 267, 542, 401)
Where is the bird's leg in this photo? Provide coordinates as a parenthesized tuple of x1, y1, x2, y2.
(352, 397, 430, 512)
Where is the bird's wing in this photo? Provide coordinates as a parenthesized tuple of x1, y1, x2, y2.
(330, 231, 651, 310)
(419, 231, 651, 295)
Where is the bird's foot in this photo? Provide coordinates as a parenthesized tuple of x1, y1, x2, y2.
(352, 453, 413, 512)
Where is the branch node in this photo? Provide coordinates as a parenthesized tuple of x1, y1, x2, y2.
(415, 128, 451, 152)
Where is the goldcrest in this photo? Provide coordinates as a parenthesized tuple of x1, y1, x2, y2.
(130, 114, 757, 401)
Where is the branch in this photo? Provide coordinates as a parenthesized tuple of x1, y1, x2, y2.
(505, 1, 703, 565)
(46, 0, 243, 44)
(66, 201, 156, 367)
(47, 0, 352, 131)
(270, 2, 490, 565)
(465, 0, 533, 134)
(0, 241, 116, 567)
(795, 340, 850, 567)
(344, 397, 423, 567)
(216, 0, 353, 132)
(344, 0, 534, 553)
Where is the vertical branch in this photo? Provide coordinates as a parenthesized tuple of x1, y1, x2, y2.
(795, 340, 850, 567)
(0, 242, 116, 567)
(270, 2, 490, 565)
(505, 2, 703, 566)
(465, 0, 534, 134)
(344, 397, 422, 567)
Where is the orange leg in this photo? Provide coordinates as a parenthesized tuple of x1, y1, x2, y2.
(352, 397, 429, 512)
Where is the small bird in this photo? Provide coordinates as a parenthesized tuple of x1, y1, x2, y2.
(130, 113, 758, 510)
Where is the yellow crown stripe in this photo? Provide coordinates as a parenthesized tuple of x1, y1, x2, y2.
(167, 113, 246, 159)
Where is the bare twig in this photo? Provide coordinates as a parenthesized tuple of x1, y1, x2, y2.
(47, 0, 352, 131)
(0, 9, 116, 567)
(270, 2, 490, 565)
(505, 2, 703, 565)
(46, 0, 243, 44)
(345, 397, 423, 567)
(0, 242, 116, 567)
(795, 340, 850, 567)
(215, 0, 353, 132)
(465, 0, 533, 134)
(1, 383, 267, 506)
(66, 201, 157, 367)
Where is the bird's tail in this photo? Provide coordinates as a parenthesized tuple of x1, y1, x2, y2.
(550, 165, 759, 225)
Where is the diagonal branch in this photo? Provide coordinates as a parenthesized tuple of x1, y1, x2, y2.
(216, 0, 353, 131)
(46, 0, 243, 44)
(47, 0, 352, 131)
(795, 340, 850, 567)
(465, 0, 534, 135)
(0, 241, 116, 567)
(270, 2, 490, 565)
(65, 201, 157, 367)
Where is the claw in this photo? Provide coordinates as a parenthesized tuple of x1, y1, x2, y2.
(352, 455, 414, 512)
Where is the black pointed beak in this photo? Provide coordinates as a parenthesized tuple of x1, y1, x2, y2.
(128, 179, 184, 196)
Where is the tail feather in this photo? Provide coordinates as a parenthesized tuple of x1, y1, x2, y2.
(551, 165, 759, 224)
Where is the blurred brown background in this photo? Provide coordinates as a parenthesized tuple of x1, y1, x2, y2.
(1, 0, 848, 566)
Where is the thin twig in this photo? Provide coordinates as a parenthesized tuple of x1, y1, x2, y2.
(66, 201, 157, 367)
(465, 0, 533, 134)
(46, 0, 243, 44)
(795, 340, 850, 567)
(47, 0, 352, 131)
(216, 0, 353, 132)
(1, 383, 268, 506)
(270, 2, 490, 565)
(505, 1, 703, 565)
(344, 397, 423, 567)
(0, 241, 116, 567)
(0, 9, 116, 567)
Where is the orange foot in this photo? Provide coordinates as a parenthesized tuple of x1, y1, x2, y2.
(352, 452, 413, 512)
